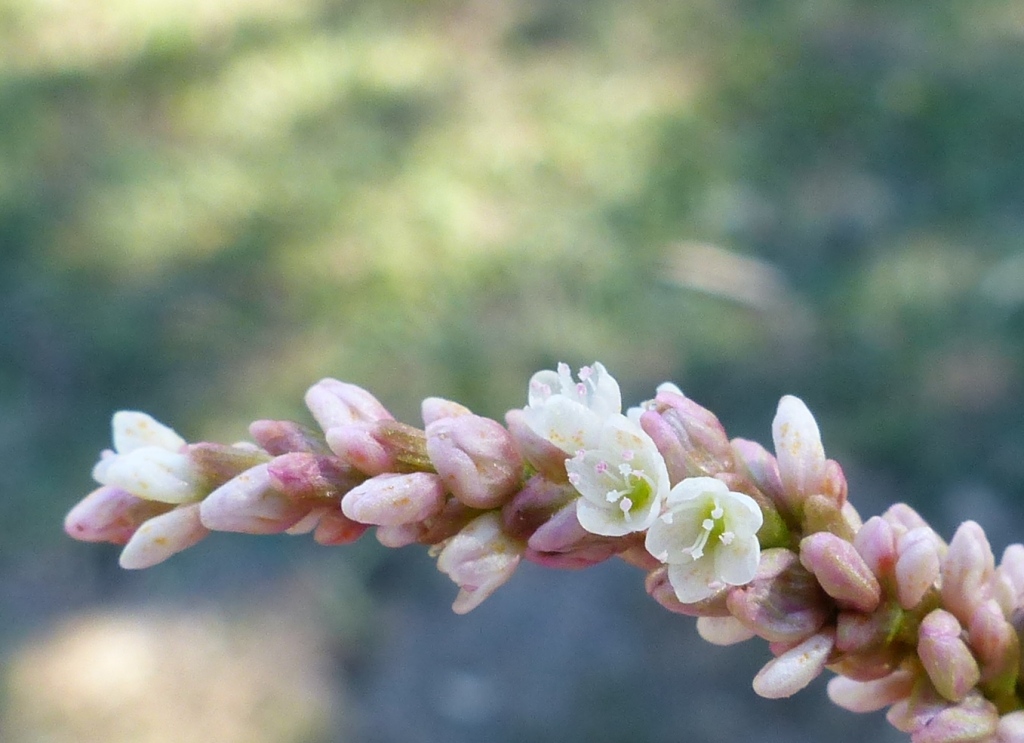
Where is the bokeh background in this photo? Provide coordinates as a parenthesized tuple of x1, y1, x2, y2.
(2, 0, 1024, 740)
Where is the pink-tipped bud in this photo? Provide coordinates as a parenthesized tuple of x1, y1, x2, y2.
(918, 609, 981, 702)
(942, 521, 996, 627)
(800, 532, 881, 613)
(827, 671, 915, 713)
(637, 390, 733, 482)
(426, 415, 523, 509)
(421, 396, 472, 425)
(896, 527, 943, 609)
(645, 565, 730, 617)
(752, 628, 835, 699)
(835, 604, 901, 656)
(501, 475, 577, 541)
(967, 599, 1020, 685)
(376, 523, 424, 548)
(436, 512, 523, 614)
(726, 548, 831, 643)
(313, 507, 369, 545)
(326, 421, 430, 476)
(823, 459, 848, 506)
(526, 502, 588, 554)
(249, 419, 329, 455)
(730, 438, 785, 505)
(118, 503, 208, 569)
(200, 464, 312, 534)
(504, 408, 570, 482)
(64, 486, 173, 544)
(771, 395, 827, 509)
(854, 516, 898, 582)
(304, 378, 393, 432)
(341, 472, 445, 526)
(524, 541, 623, 570)
(911, 692, 999, 743)
(267, 452, 362, 501)
(802, 493, 857, 541)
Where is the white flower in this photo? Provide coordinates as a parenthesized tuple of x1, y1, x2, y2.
(91, 411, 201, 504)
(566, 414, 669, 537)
(521, 362, 621, 454)
(645, 476, 763, 603)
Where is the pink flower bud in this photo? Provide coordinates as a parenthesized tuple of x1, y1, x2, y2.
(835, 605, 901, 656)
(500, 475, 576, 541)
(186, 442, 272, 489)
(802, 493, 857, 541)
(800, 532, 881, 613)
(426, 415, 523, 509)
(967, 599, 1020, 685)
(911, 692, 998, 743)
(730, 438, 785, 505)
(827, 670, 915, 713)
(267, 452, 362, 501)
(64, 486, 173, 544)
(118, 503, 208, 569)
(896, 527, 943, 609)
(200, 464, 313, 534)
(942, 521, 996, 627)
(313, 507, 369, 545)
(524, 541, 623, 570)
(637, 390, 733, 482)
(918, 609, 981, 702)
(644, 565, 730, 617)
(376, 523, 424, 548)
(823, 459, 848, 506)
(304, 378, 393, 432)
(887, 678, 950, 734)
(726, 548, 831, 643)
(504, 408, 570, 482)
(854, 516, 897, 582)
(341, 472, 445, 526)
(421, 396, 472, 425)
(771, 395, 827, 508)
(326, 421, 430, 476)
(249, 419, 329, 455)
(752, 628, 835, 699)
(436, 512, 523, 614)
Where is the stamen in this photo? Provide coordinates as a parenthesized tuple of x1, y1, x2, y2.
(595, 461, 609, 475)
(619, 497, 633, 516)
(621, 449, 634, 461)
(578, 365, 593, 381)
(618, 463, 633, 477)
(719, 531, 735, 545)
(576, 382, 587, 397)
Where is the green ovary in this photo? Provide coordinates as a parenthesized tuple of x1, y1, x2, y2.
(624, 475, 654, 516)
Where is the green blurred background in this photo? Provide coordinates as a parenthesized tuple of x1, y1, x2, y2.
(1, 0, 1023, 741)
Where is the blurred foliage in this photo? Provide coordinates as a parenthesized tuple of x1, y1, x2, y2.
(2, 0, 1023, 585)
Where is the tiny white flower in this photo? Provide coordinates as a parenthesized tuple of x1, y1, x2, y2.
(566, 414, 669, 537)
(521, 362, 621, 454)
(92, 411, 201, 504)
(645, 476, 763, 603)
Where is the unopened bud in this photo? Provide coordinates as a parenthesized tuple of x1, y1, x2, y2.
(827, 670, 914, 713)
(501, 474, 576, 541)
(800, 532, 881, 613)
(884, 503, 933, 536)
(911, 692, 998, 743)
(313, 507, 369, 545)
(942, 521, 996, 627)
(504, 408, 570, 482)
(119, 503, 208, 569)
(896, 527, 943, 609)
(854, 516, 897, 582)
(304, 378, 393, 431)
(967, 599, 1020, 686)
(64, 486, 173, 545)
(727, 548, 831, 643)
(436, 512, 523, 614)
(200, 464, 311, 534)
(249, 419, 330, 455)
(919, 609, 981, 702)
(637, 390, 733, 482)
(995, 544, 1024, 617)
(730, 438, 785, 506)
(267, 452, 362, 501)
(426, 414, 523, 509)
(696, 615, 756, 646)
(752, 629, 835, 699)
(772, 395, 827, 509)
(341, 472, 445, 526)
(421, 396, 472, 425)
(802, 493, 856, 541)
(327, 420, 430, 476)
(996, 711, 1024, 743)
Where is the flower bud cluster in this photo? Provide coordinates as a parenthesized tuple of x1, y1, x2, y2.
(64, 363, 1024, 740)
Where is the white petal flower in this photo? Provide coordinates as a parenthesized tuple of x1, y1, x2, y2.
(91, 411, 201, 504)
(566, 415, 669, 537)
(522, 362, 621, 454)
(645, 476, 763, 603)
